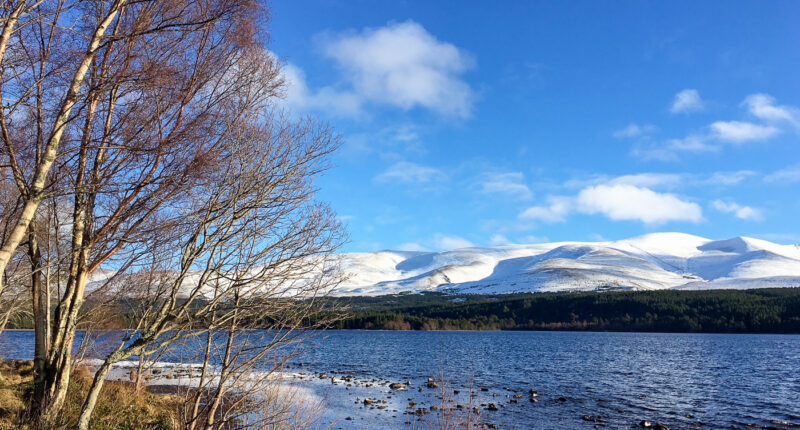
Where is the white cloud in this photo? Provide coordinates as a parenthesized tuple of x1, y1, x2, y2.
(576, 184, 703, 224)
(613, 123, 656, 139)
(630, 91, 798, 161)
(712, 200, 763, 221)
(710, 121, 780, 143)
(374, 161, 447, 184)
(519, 196, 572, 223)
(316, 21, 474, 117)
(670, 89, 704, 114)
(281, 63, 363, 117)
(764, 164, 800, 184)
(476, 172, 532, 200)
(521, 184, 703, 225)
(742, 93, 800, 127)
(434, 234, 474, 250)
(396, 242, 430, 252)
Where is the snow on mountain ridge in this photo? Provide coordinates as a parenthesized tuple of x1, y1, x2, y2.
(333, 233, 800, 295)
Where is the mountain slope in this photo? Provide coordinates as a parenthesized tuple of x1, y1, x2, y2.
(333, 233, 800, 295)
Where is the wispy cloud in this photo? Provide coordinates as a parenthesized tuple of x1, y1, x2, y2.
(561, 171, 751, 191)
(519, 196, 572, 223)
(705, 170, 757, 186)
(474, 172, 532, 200)
(489, 234, 512, 246)
(608, 173, 684, 188)
(670, 89, 704, 114)
(712, 200, 764, 221)
(752, 233, 800, 244)
(374, 161, 447, 184)
(434, 234, 475, 250)
(489, 234, 548, 245)
(341, 124, 427, 159)
(764, 164, 800, 184)
(613, 123, 656, 139)
(632, 134, 718, 161)
(396, 242, 430, 252)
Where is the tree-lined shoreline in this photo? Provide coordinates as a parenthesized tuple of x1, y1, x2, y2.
(7, 287, 799, 334)
(322, 288, 800, 333)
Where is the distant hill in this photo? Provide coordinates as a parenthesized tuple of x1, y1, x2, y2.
(334, 233, 800, 295)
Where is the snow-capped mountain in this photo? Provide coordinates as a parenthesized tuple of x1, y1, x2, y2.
(334, 233, 800, 295)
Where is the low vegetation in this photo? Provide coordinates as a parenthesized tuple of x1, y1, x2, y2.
(322, 288, 800, 333)
(0, 360, 180, 430)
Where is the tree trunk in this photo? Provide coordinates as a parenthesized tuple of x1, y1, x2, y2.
(38, 270, 89, 425)
(74, 357, 115, 430)
(27, 222, 49, 413)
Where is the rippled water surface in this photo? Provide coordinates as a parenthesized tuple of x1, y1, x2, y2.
(2, 330, 799, 429)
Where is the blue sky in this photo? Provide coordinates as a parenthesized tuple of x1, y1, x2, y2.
(267, 1, 800, 252)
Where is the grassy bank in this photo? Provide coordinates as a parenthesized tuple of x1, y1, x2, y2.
(322, 288, 800, 333)
(0, 361, 180, 430)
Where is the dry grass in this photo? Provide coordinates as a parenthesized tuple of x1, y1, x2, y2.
(0, 360, 180, 430)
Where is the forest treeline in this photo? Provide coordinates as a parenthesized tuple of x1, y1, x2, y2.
(318, 288, 800, 333)
(9, 288, 800, 334)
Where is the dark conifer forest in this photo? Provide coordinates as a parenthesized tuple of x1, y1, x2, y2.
(320, 288, 800, 333)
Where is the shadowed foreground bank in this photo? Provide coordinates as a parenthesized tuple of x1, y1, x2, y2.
(0, 360, 179, 429)
(322, 288, 800, 333)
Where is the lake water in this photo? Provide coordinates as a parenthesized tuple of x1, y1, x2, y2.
(2, 330, 799, 429)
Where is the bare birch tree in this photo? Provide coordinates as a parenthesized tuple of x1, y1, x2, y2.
(0, 1, 345, 428)
(72, 116, 343, 429)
